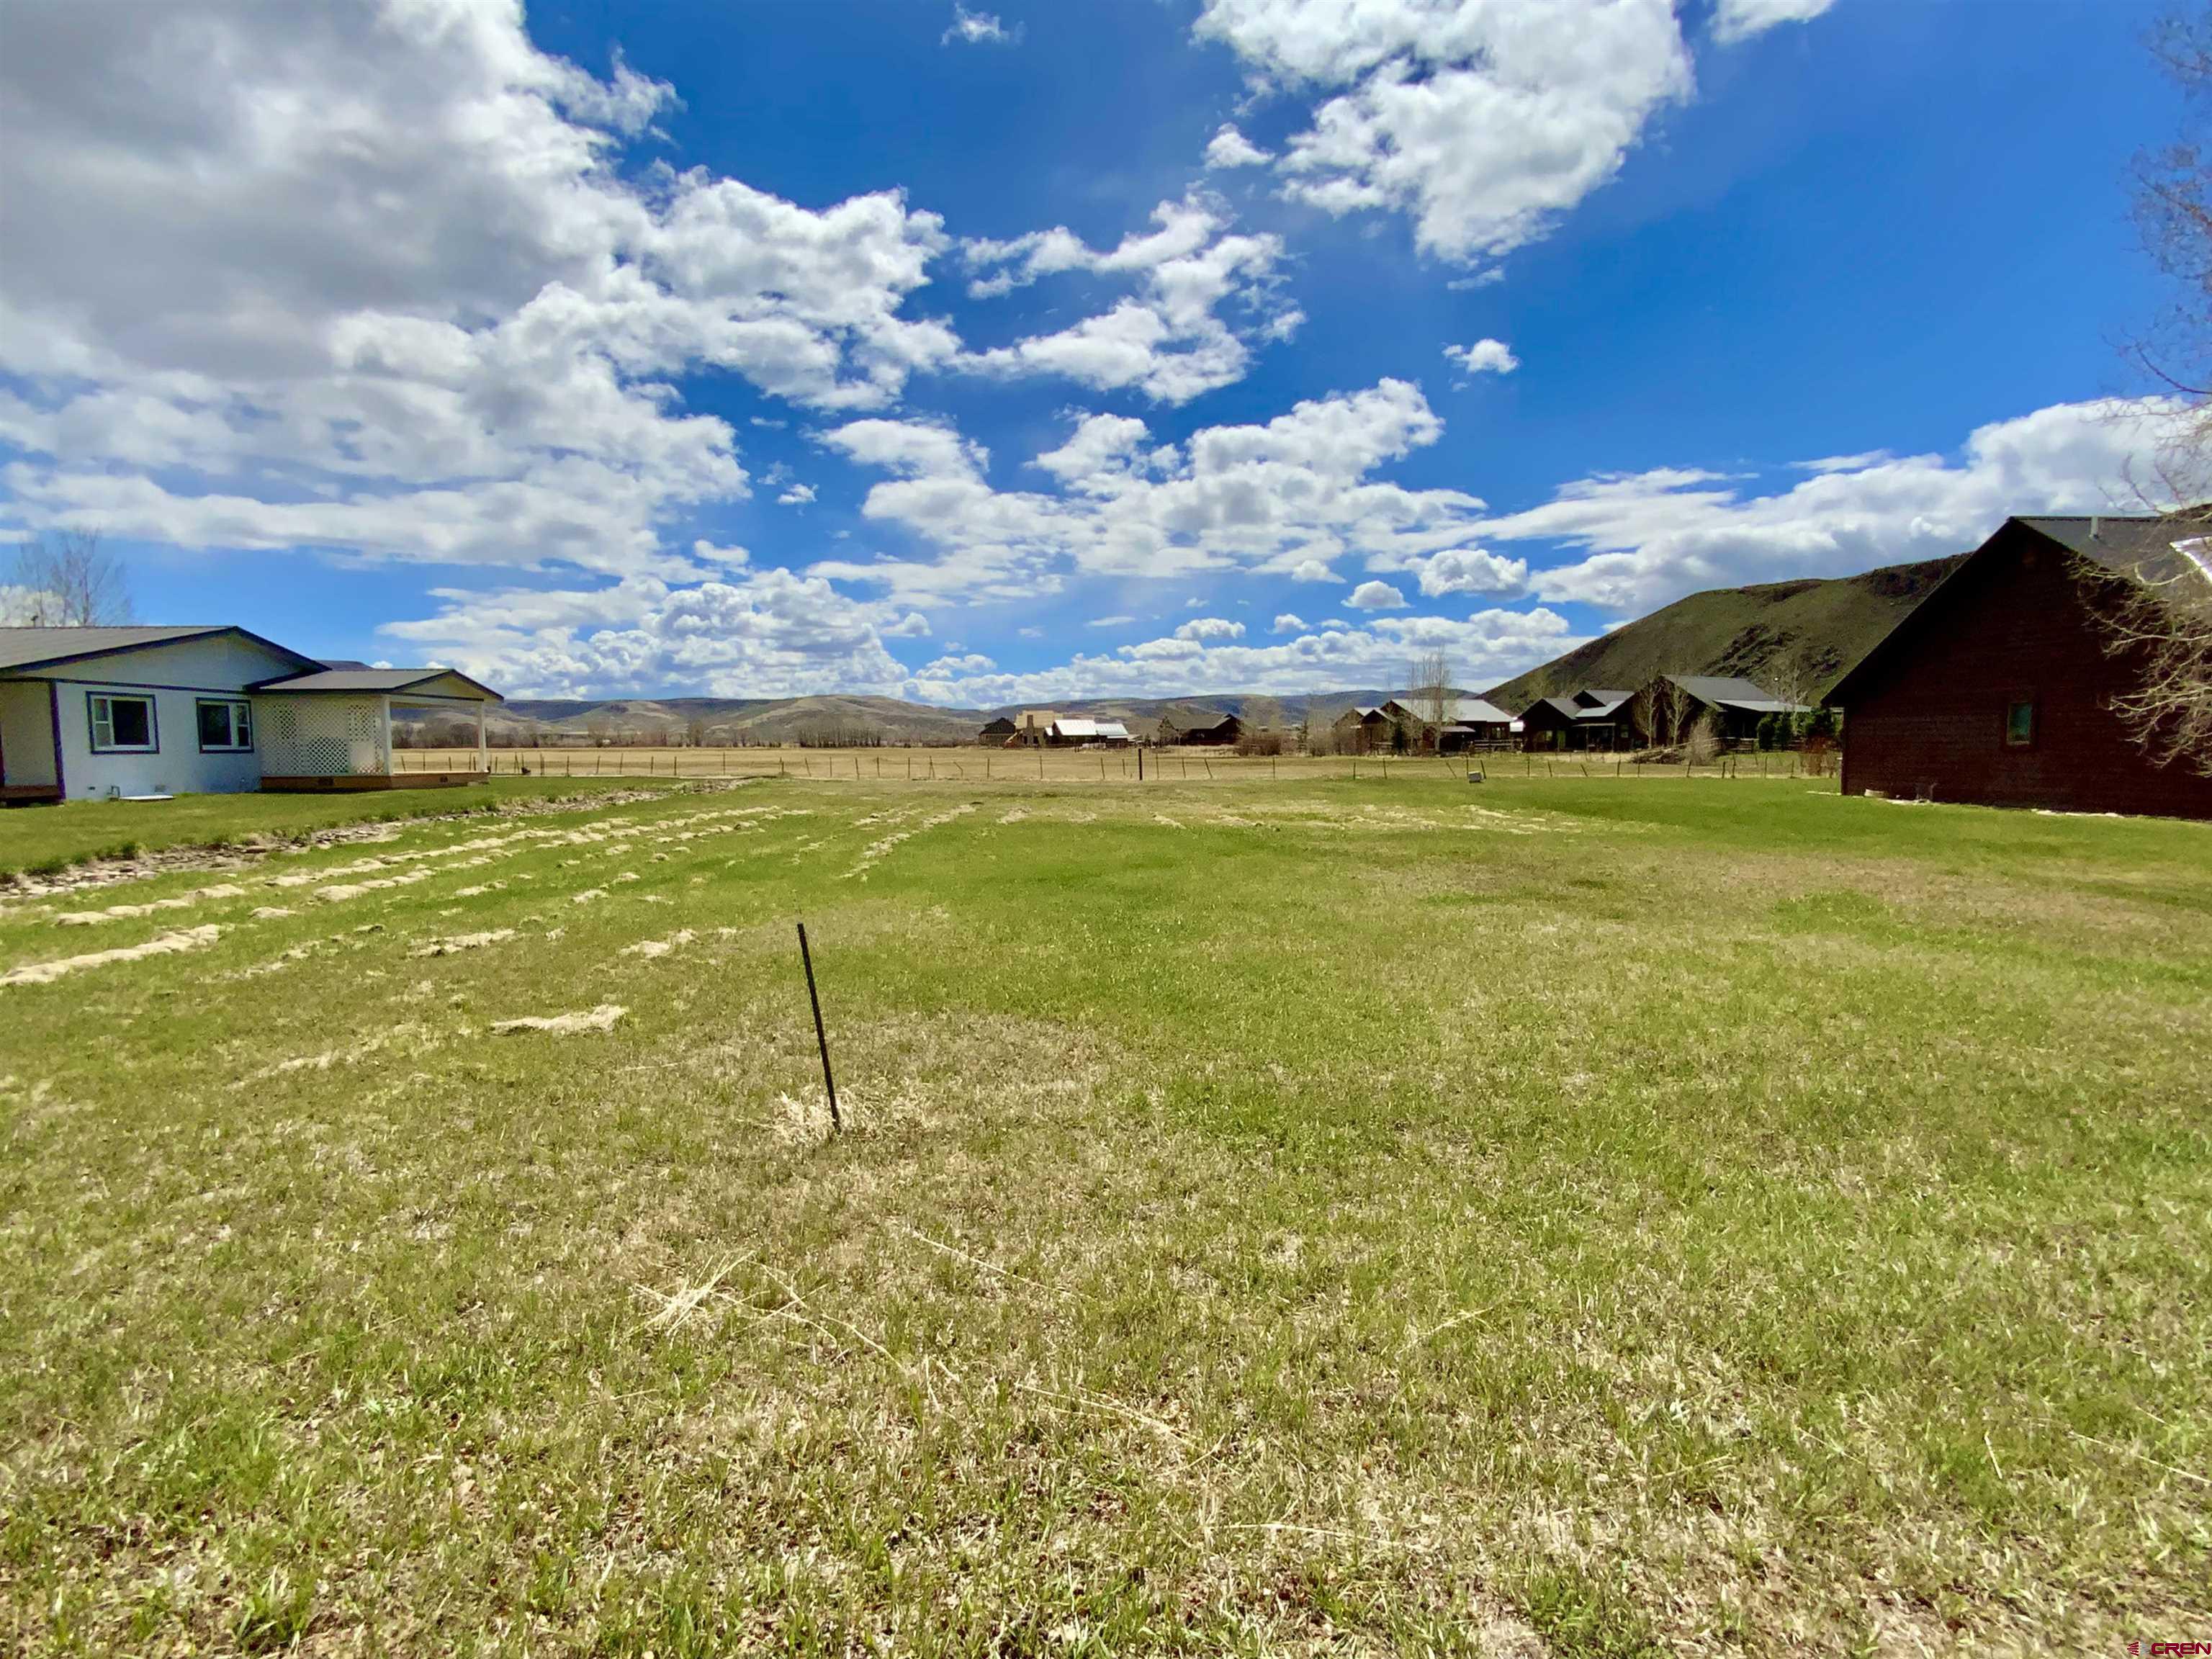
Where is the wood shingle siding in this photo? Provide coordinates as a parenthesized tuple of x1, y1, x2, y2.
(1834, 516, 2212, 819)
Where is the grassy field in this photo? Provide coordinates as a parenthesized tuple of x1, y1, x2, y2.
(0, 777, 670, 880)
(1, 773, 2206, 1654)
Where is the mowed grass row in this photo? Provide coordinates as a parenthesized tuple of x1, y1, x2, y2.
(1, 776, 2207, 1655)
(0, 776, 671, 880)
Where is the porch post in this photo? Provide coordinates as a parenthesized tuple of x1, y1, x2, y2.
(378, 696, 392, 777)
(475, 701, 487, 775)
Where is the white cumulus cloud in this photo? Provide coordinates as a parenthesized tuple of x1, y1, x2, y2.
(1346, 580, 1406, 609)
(1481, 397, 2189, 614)
(1444, 338, 1519, 377)
(959, 194, 1298, 403)
(1195, 0, 1693, 261)
(811, 379, 1500, 602)
(1712, 0, 1835, 46)
(1205, 124, 1274, 168)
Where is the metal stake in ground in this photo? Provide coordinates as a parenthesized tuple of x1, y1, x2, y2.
(796, 922, 840, 1133)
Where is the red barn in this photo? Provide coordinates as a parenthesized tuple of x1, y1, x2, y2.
(1830, 514, 2212, 819)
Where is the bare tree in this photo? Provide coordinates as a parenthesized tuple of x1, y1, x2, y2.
(1660, 676, 1692, 748)
(5, 529, 133, 626)
(1684, 710, 1722, 766)
(1627, 682, 1659, 750)
(2088, 547, 2212, 775)
(1408, 650, 1453, 731)
(1759, 644, 1820, 724)
(2103, 11, 2212, 770)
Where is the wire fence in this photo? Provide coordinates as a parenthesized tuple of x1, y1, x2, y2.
(401, 745, 1840, 786)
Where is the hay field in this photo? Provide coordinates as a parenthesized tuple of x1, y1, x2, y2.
(1, 773, 2206, 1655)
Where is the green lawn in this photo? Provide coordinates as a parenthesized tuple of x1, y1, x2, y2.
(2, 775, 2206, 1655)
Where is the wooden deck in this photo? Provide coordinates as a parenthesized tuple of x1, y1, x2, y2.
(260, 771, 489, 793)
(0, 783, 64, 806)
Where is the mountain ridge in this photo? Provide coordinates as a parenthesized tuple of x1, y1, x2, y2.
(1483, 554, 1963, 711)
(421, 557, 1960, 744)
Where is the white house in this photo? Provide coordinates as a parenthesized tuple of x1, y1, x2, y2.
(0, 626, 502, 804)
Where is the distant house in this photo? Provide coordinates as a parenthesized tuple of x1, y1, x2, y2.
(1516, 695, 1588, 751)
(978, 716, 1017, 745)
(0, 626, 502, 803)
(1331, 706, 1392, 755)
(1013, 710, 1061, 747)
(1380, 696, 1516, 753)
(1831, 513, 2212, 818)
(1570, 691, 1632, 748)
(1161, 713, 1242, 746)
(1613, 675, 1802, 748)
(1046, 716, 1130, 747)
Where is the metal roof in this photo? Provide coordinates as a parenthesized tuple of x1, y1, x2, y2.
(1524, 695, 1586, 721)
(1573, 697, 1629, 720)
(1388, 696, 1514, 726)
(1048, 716, 1129, 739)
(0, 624, 249, 673)
(1666, 675, 1800, 712)
(254, 667, 503, 701)
(2016, 513, 2212, 590)
(1573, 687, 1632, 707)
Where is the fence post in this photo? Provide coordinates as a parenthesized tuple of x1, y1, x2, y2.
(796, 922, 840, 1133)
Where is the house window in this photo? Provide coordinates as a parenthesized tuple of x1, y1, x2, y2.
(197, 698, 254, 752)
(87, 693, 158, 753)
(2004, 700, 2035, 748)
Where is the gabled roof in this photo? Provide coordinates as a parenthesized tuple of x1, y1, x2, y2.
(1666, 675, 1799, 712)
(1049, 716, 1128, 739)
(1573, 687, 1632, 707)
(1573, 697, 1628, 721)
(1441, 696, 1515, 727)
(1522, 695, 1585, 721)
(1833, 512, 2212, 706)
(1385, 696, 1515, 726)
(254, 667, 504, 701)
(0, 624, 317, 675)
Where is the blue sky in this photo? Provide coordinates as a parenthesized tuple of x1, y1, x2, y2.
(0, 0, 2191, 704)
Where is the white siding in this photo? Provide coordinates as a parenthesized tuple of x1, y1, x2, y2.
(7, 633, 307, 799)
(0, 680, 57, 787)
(53, 682, 264, 798)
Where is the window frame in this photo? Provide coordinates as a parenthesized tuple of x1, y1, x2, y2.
(195, 697, 255, 753)
(86, 691, 159, 755)
(2002, 698, 2036, 750)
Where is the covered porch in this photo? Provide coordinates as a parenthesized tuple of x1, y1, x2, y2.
(253, 668, 502, 792)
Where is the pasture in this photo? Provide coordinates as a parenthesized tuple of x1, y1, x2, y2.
(1, 773, 2206, 1655)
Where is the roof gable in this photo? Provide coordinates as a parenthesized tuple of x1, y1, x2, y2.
(254, 667, 503, 701)
(0, 624, 318, 677)
(1827, 513, 2212, 707)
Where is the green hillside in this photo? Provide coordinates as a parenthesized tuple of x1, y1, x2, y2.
(1486, 554, 1963, 711)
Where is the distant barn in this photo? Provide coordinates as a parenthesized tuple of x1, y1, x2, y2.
(1831, 513, 2212, 819)
(978, 716, 1017, 745)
